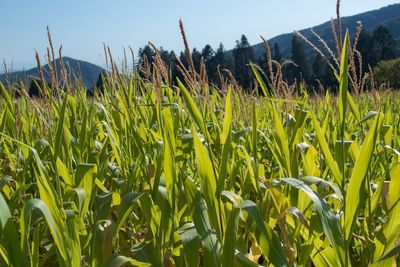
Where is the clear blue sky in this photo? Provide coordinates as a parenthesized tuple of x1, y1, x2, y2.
(1, 0, 398, 70)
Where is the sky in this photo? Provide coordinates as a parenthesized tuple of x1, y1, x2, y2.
(1, 0, 399, 71)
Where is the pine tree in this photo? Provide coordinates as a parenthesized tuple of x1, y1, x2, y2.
(159, 49, 178, 83)
(273, 42, 282, 62)
(207, 43, 233, 84)
(92, 70, 108, 96)
(312, 54, 325, 86)
(369, 25, 397, 67)
(201, 44, 215, 81)
(214, 43, 233, 70)
(355, 29, 372, 72)
(201, 45, 214, 62)
(310, 54, 335, 91)
(138, 45, 155, 66)
(374, 58, 400, 89)
(191, 48, 202, 73)
(213, 43, 225, 70)
(291, 35, 311, 83)
(233, 34, 254, 89)
(28, 78, 45, 97)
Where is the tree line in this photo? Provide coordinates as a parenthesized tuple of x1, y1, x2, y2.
(28, 24, 397, 95)
(135, 24, 397, 91)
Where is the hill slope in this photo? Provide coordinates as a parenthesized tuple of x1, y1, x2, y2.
(0, 57, 104, 89)
(251, 3, 400, 59)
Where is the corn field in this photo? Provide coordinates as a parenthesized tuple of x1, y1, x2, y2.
(0, 33, 399, 267)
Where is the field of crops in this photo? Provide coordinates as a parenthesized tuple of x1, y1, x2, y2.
(0, 34, 399, 267)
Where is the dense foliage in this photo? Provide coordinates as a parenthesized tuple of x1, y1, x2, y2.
(136, 25, 397, 90)
(0, 33, 399, 266)
(374, 58, 400, 89)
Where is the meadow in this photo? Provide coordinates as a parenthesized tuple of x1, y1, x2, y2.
(0, 19, 400, 267)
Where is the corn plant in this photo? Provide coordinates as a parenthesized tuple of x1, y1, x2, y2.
(0, 32, 399, 267)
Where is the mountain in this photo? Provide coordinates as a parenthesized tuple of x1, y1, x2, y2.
(250, 3, 400, 60)
(0, 57, 104, 89)
(2, 4, 400, 88)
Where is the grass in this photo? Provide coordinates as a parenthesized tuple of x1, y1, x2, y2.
(1, 15, 400, 267)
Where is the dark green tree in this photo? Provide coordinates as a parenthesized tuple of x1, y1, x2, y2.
(91, 70, 108, 96)
(374, 58, 400, 89)
(233, 34, 254, 89)
(138, 45, 180, 84)
(201, 44, 214, 62)
(255, 53, 268, 93)
(175, 51, 189, 83)
(311, 54, 325, 87)
(138, 45, 155, 66)
(290, 34, 311, 83)
(159, 48, 178, 83)
(28, 78, 44, 97)
(256, 53, 267, 72)
(213, 43, 225, 65)
(355, 29, 372, 71)
(201, 44, 215, 81)
(208, 43, 234, 85)
(369, 25, 397, 67)
(256, 42, 280, 83)
(213, 43, 233, 70)
(168, 51, 178, 83)
(310, 54, 335, 91)
(178, 51, 189, 68)
(273, 42, 282, 62)
(159, 47, 171, 64)
(191, 48, 202, 73)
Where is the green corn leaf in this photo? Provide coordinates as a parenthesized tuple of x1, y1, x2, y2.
(373, 199, 400, 266)
(347, 91, 360, 121)
(179, 223, 200, 267)
(56, 158, 73, 186)
(388, 163, 400, 209)
(239, 200, 288, 267)
(216, 83, 233, 198)
(65, 209, 82, 267)
(251, 99, 259, 182)
(178, 79, 206, 134)
(91, 220, 111, 267)
(217, 132, 231, 196)
(112, 193, 143, 246)
(76, 164, 96, 218)
(221, 208, 240, 267)
(192, 192, 221, 267)
(345, 112, 383, 241)
(192, 126, 222, 238)
(357, 111, 377, 125)
(20, 199, 68, 264)
(235, 251, 260, 267)
(0, 82, 14, 113)
(0, 193, 24, 267)
(269, 101, 292, 177)
(102, 254, 151, 267)
(102, 121, 122, 167)
(31, 226, 40, 267)
(301, 176, 343, 200)
(338, 31, 349, 126)
(250, 63, 270, 96)
(221, 87, 232, 145)
(54, 95, 68, 161)
(377, 242, 400, 262)
(162, 108, 177, 208)
(310, 113, 342, 187)
(282, 178, 346, 266)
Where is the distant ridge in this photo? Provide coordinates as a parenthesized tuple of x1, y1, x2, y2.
(0, 57, 104, 89)
(2, 4, 399, 88)
(249, 3, 400, 59)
